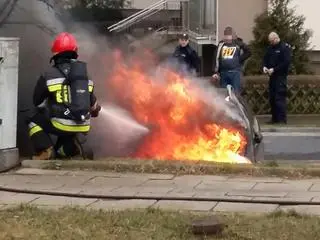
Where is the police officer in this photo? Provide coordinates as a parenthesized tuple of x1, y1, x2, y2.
(27, 32, 101, 160)
(212, 26, 251, 93)
(172, 33, 200, 75)
(263, 32, 291, 124)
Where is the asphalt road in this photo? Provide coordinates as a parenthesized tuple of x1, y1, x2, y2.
(263, 132, 320, 160)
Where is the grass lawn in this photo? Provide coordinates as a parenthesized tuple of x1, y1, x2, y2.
(0, 206, 319, 240)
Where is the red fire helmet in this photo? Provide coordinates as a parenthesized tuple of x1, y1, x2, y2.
(51, 32, 78, 55)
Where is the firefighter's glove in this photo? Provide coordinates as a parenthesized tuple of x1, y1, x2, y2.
(91, 104, 101, 118)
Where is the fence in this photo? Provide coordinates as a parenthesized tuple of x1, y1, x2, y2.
(242, 75, 320, 115)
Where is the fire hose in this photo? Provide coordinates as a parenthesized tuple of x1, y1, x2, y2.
(0, 184, 319, 206)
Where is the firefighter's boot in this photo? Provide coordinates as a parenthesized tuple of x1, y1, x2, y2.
(73, 134, 94, 160)
(32, 146, 55, 160)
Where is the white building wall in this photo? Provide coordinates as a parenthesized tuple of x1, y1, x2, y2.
(286, 0, 320, 50)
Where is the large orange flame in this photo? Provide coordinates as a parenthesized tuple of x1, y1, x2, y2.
(106, 50, 251, 164)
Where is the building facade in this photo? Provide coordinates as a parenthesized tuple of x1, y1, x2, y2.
(289, 0, 320, 73)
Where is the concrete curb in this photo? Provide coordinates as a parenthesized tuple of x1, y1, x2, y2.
(261, 127, 320, 133)
(21, 160, 46, 169)
(20, 159, 320, 169)
(0, 148, 20, 172)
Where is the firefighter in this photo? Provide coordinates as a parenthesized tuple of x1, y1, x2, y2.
(263, 32, 291, 124)
(212, 26, 251, 93)
(172, 33, 200, 76)
(27, 32, 101, 160)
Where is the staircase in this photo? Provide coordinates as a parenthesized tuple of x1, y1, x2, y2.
(107, 0, 217, 45)
(107, 0, 218, 72)
(106, 0, 187, 55)
(107, 0, 185, 34)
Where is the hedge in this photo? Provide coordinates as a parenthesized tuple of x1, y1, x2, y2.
(242, 75, 320, 115)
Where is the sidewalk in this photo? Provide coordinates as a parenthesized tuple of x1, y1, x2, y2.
(257, 114, 320, 125)
(258, 115, 320, 131)
(2, 168, 320, 215)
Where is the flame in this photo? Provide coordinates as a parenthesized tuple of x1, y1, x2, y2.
(106, 50, 251, 164)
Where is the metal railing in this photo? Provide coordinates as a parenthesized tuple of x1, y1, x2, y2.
(107, 0, 183, 33)
(106, 0, 217, 45)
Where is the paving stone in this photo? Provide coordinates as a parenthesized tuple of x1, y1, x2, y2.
(252, 182, 312, 192)
(109, 186, 174, 197)
(283, 180, 316, 188)
(6, 177, 89, 191)
(279, 205, 320, 215)
(166, 188, 197, 198)
(32, 196, 97, 206)
(7, 183, 64, 191)
(89, 199, 157, 210)
(193, 191, 227, 199)
(213, 202, 279, 213)
(78, 187, 120, 195)
(283, 179, 320, 184)
(47, 186, 119, 195)
(3, 175, 93, 190)
(14, 168, 69, 176)
(226, 191, 287, 198)
(173, 175, 229, 182)
(227, 177, 283, 183)
(310, 197, 320, 202)
(219, 196, 254, 200)
(253, 196, 313, 202)
(109, 187, 141, 196)
(140, 179, 200, 189)
(0, 192, 40, 204)
(65, 171, 121, 178)
(135, 187, 175, 197)
(119, 173, 175, 180)
(307, 183, 320, 192)
(46, 186, 85, 194)
(194, 191, 253, 201)
(0, 175, 37, 185)
(83, 176, 148, 187)
(286, 192, 320, 198)
(153, 200, 218, 211)
(195, 181, 256, 191)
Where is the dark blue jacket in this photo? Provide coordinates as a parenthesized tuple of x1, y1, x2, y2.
(263, 41, 291, 76)
(173, 44, 200, 73)
(213, 38, 251, 73)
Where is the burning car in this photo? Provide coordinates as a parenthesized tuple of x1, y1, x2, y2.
(105, 50, 263, 164)
(216, 85, 264, 163)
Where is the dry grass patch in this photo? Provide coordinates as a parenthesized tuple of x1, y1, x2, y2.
(0, 205, 320, 240)
(25, 158, 320, 179)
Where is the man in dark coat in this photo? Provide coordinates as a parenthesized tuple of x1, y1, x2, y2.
(263, 32, 291, 124)
(172, 33, 200, 76)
